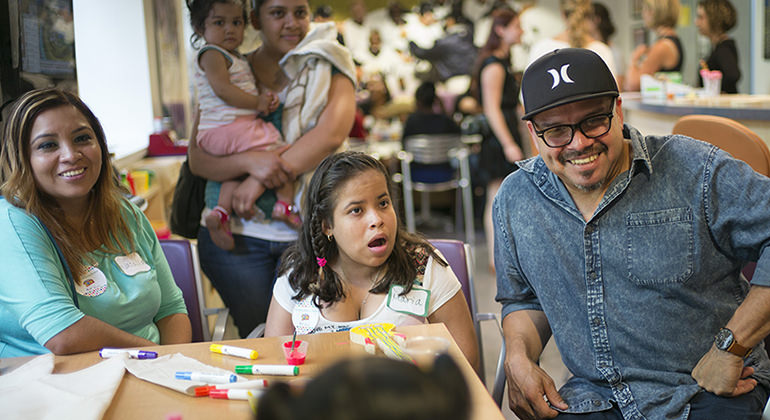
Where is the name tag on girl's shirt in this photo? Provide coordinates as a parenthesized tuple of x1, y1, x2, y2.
(75, 265, 108, 297)
(114, 252, 151, 276)
(387, 285, 430, 317)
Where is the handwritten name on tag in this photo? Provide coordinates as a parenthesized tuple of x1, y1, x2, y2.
(387, 284, 430, 317)
(114, 252, 151, 276)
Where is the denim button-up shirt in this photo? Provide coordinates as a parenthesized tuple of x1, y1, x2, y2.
(494, 124, 770, 420)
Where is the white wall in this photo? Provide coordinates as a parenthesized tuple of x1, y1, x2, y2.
(752, 0, 770, 94)
(72, 0, 153, 158)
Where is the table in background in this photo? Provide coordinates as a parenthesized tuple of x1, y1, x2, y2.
(0, 323, 502, 420)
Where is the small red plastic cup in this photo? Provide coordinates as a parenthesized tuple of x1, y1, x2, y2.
(282, 340, 308, 365)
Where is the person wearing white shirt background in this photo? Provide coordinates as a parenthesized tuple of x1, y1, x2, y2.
(526, 0, 617, 77)
(360, 26, 420, 104)
(340, 0, 372, 63)
(404, 2, 444, 49)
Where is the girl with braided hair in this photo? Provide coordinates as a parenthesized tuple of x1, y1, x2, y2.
(264, 151, 479, 370)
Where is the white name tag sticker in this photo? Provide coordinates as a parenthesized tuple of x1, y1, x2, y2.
(75, 266, 108, 297)
(114, 252, 151, 276)
(387, 284, 431, 317)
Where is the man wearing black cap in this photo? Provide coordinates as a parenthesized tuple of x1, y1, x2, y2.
(494, 48, 770, 419)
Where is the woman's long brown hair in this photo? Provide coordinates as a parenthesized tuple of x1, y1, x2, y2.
(469, 8, 517, 101)
(1, 88, 136, 283)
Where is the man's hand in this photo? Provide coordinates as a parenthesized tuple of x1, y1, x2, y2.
(692, 344, 757, 396)
(505, 352, 568, 420)
(242, 145, 293, 189)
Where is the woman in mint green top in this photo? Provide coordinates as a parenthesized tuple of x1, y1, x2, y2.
(0, 89, 191, 358)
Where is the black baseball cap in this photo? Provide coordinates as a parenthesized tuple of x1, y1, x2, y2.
(521, 48, 618, 120)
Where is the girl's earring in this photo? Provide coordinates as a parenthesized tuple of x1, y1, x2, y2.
(327, 234, 333, 242)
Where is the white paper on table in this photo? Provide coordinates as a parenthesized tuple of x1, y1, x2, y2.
(0, 353, 126, 420)
(124, 353, 246, 395)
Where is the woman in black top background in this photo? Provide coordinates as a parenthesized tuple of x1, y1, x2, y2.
(695, 0, 740, 93)
(469, 8, 524, 272)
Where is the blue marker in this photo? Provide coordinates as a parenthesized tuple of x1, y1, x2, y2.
(175, 371, 237, 384)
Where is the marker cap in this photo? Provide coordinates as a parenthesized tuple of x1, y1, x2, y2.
(194, 386, 212, 397)
(235, 365, 255, 374)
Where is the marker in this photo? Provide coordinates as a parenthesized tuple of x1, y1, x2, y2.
(194, 380, 269, 396)
(209, 388, 264, 400)
(210, 344, 258, 360)
(175, 371, 237, 383)
(99, 348, 158, 359)
(235, 365, 299, 376)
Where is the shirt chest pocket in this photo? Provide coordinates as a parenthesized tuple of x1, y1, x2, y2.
(625, 207, 694, 285)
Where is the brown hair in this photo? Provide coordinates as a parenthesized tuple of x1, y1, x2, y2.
(0, 88, 136, 283)
(186, 0, 248, 48)
(278, 151, 447, 306)
(699, 0, 736, 35)
(562, 0, 593, 48)
(644, 0, 680, 29)
(470, 8, 518, 101)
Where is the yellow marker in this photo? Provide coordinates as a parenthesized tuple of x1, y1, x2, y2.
(210, 344, 258, 360)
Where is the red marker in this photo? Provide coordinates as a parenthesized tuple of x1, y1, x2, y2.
(194, 379, 268, 396)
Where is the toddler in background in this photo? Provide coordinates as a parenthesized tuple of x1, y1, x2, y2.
(187, 0, 301, 251)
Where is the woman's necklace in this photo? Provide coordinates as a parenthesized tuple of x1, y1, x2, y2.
(353, 268, 382, 319)
(359, 291, 371, 319)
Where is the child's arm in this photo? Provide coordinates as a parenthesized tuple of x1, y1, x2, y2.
(231, 176, 266, 219)
(188, 108, 293, 187)
(199, 49, 265, 111)
(428, 292, 481, 374)
(264, 297, 295, 337)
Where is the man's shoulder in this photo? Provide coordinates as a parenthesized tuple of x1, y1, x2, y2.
(497, 160, 543, 198)
(640, 132, 715, 160)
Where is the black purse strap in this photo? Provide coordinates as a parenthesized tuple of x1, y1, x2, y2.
(37, 219, 80, 309)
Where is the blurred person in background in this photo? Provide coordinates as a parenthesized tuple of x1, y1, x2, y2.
(470, 8, 525, 273)
(590, 2, 624, 89)
(695, 0, 740, 93)
(527, 0, 616, 76)
(625, 0, 682, 91)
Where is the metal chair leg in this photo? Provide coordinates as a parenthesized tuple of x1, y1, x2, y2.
(458, 148, 475, 244)
(399, 151, 416, 233)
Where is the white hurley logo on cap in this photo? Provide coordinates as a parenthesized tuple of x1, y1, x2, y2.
(547, 64, 574, 89)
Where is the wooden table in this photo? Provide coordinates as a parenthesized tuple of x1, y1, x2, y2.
(1, 323, 503, 420)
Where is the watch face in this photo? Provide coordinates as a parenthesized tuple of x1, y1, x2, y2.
(715, 328, 734, 351)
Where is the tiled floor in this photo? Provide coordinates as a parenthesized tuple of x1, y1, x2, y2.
(199, 224, 572, 420)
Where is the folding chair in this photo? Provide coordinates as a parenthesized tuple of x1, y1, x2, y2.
(429, 239, 502, 387)
(398, 135, 475, 244)
(160, 239, 229, 342)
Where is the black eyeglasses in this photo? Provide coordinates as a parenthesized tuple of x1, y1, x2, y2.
(532, 102, 615, 148)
